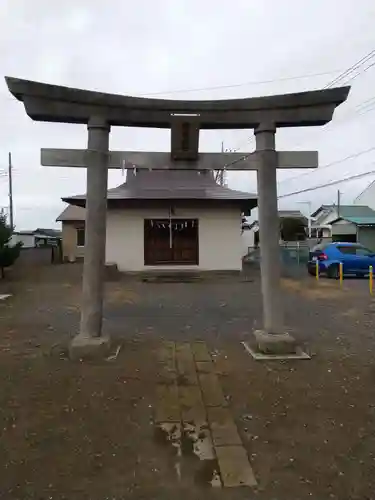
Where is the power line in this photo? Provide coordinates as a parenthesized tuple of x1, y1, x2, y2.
(137, 70, 344, 97)
(324, 49, 375, 88)
(226, 57, 375, 160)
(278, 146, 375, 186)
(278, 165, 375, 199)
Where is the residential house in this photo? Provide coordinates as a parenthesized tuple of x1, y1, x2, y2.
(10, 228, 61, 248)
(56, 205, 86, 261)
(57, 169, 257, 271)
(311, 204, 375, 246)
(330, 208, 375, 250)
(242, 210, 307, 252)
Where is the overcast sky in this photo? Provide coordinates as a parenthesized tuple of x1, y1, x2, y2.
(1, 0, 375, 229)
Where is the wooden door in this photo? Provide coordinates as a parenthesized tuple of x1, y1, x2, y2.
(144, 219, 198, 265)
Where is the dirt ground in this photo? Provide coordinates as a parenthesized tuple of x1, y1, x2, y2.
(0, 263, 375, 499)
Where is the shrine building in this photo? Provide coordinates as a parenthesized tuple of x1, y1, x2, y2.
(57, 168, 257, 271)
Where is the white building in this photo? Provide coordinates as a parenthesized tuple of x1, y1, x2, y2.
(10, 229, 61, 248)
(57, 170, 257, 272)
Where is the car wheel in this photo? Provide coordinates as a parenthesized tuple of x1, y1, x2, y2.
(327, 264, 339, 279)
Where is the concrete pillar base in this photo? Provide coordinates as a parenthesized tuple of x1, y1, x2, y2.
(253, 330, 297, 355)
(69, 334, 111, 361)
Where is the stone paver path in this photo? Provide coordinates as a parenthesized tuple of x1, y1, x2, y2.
(154, 341, 257, 488)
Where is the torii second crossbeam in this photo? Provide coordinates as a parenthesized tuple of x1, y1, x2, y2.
(41, 149, 318, 170)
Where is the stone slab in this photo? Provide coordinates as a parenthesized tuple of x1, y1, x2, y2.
(199, 373, 227, 407)
(175, 342, 198, 385)
(216, 445, 257, 487)
(156, 364, 177, 384)
(207, 407, 241, 446)
(156, 341, 176, 383)
(196, 361, 216, 374)
(69, 335, 111, 361)
(157, 341, 175, 364)
(191, 341, 212, 362)
(154, 385, 180, 423)
(242, 341, 311, 361)
(179, 385, 206, 424)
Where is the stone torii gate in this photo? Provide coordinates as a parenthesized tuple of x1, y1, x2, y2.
(5, 77, 349, 358)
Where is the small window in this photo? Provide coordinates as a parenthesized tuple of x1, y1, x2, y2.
(77, 228, 85, 247)
(337, 245, 356, 255)
(338, 245, 373, 256)
(355, 246, 374, 256)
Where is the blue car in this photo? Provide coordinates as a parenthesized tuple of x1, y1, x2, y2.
(307, 242, 375, 278)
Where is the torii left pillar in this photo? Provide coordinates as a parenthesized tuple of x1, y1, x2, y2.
(69, 117, 111, 360)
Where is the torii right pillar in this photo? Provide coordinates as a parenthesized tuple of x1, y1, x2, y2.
(254, 122, 293, 354)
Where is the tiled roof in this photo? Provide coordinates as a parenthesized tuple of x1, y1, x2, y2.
(338, 205, 375, 218)
(62, 170, 257, 209)
(312, 204, 375, 219)
(278, 210, 305, 219)
(340, 216, 375, 225)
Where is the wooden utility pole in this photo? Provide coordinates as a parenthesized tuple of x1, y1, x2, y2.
(8, 152, 13, 229)
(337, 189, 341, 217)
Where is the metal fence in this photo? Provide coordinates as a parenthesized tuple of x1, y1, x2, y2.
(279, 242, 310, 278)
(243, 242, 312, 278)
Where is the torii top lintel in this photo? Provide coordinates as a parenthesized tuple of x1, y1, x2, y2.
(5, 77, 350, 129)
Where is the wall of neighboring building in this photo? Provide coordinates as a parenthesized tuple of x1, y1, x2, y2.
(330, 219, 357, 236)
(61, 221, 85, 261)
(241, 227, 255, 255)
(9, 233, 35, 248)
(106, 205, 242, 271)
(358, 227, 375, 251)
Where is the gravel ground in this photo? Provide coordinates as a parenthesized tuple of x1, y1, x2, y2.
(0, 263, 374, 499)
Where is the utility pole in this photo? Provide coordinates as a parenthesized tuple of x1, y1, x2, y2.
(8, 152, 14, 229)
(337, 189, 341, 217)
(297, 200, 312, 238)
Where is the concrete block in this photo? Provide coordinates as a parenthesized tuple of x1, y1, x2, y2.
(69, 335, 111, 361)
(253, 330, 297, 355)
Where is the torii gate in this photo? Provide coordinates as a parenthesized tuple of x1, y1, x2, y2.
(5, 77, 349, 358)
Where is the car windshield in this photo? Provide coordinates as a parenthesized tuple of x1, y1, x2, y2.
(337, 245, 374, 256)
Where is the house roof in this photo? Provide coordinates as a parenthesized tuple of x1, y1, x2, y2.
(15, 228, 61, 237)
(278, 210, 306, 219)
(62, 170, 257, 212)
(329, 206, 375, 226)
(311, 204, 334, 217)
(34, 228, 62, 237)
(331, 215, 375, 226)
(311, 204, 375, 219)
(56, 205, 86, 222)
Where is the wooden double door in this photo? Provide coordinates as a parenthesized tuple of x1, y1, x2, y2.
(144, 219, 199, 265)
